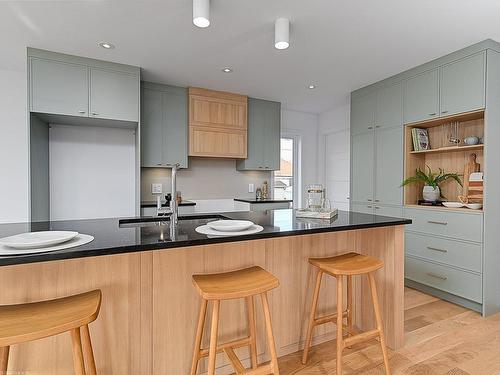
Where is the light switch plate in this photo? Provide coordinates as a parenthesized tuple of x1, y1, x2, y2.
(248, 183, 255, 193)
(151, 183, 162, 194)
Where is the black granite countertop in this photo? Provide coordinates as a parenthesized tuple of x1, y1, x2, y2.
(0, 209, 411, 267)
(234, 198, 293, 204)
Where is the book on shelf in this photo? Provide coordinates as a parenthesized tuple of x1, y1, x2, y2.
(411, 128, 430, 151)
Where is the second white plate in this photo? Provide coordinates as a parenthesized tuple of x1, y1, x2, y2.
(0, 231, 79, 249)
(196, 224, 264, 237)
(206, 220, 254, 232)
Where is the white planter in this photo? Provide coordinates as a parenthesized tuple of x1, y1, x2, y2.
(423, 185, 440, 202)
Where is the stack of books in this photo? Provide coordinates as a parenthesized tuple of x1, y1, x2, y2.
(411, 128, 430, 151)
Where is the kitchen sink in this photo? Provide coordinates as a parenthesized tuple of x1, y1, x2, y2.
(118, 214, 228, 228)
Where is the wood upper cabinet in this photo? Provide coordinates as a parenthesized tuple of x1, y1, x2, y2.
(141, 82, 188, 168)
(89, 68, 139, 122)
(30, 58, 89, 117)
(403, 68, 439, 124)
(351, 92, 376, 135)
(237, 98, 281, 171)
(440, 52, 486, 116)
(188, 87, 248, 158)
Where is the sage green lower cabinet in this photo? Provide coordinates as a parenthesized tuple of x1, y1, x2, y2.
(141, 82, 188, 168)
(29, 57, 89, 117)
(374, 126, 403, 205)
(351, 131, 374, 203)
(236, 98, 281, 171)
(440, 52, 486, 116)
(403, 68, 439, 124)
(90, 68, 139, 122)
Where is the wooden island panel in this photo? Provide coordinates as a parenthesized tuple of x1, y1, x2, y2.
(0, 225, 404, 374)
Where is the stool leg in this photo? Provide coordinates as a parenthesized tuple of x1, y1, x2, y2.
(368, 273, 391, 375)
(81, 325, 97, 375)
(260, 293, 280, 375)
(70, 328, 86, 375)
(190, 299, 208, 375)
(302, 269, 323, 364)
(246, 296, 258, 369)
(336, 275, 344, 375)
(0, 346, 9, 374)
(347, 275, 353, 334)
(207, 300, 220, 375)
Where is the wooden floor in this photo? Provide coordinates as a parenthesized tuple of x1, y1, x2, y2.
(278, 287, 500, 374)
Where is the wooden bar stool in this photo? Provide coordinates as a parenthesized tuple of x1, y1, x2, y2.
(0, 289, 101, 375)
(302, 252, 391, 375)
(190, 266, 280, 375)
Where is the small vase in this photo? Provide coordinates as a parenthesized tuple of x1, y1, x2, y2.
(423, 185, 440, 202)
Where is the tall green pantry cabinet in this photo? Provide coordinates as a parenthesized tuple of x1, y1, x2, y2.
(350, 39, 500, 316)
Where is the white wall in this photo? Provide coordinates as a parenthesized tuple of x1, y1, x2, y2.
(317, 97, 351, 209)
(281, 109, 319, 208)
(49, 124, 136, 220)
(0, 68, 29, 223)
(141, 158, 271, 202)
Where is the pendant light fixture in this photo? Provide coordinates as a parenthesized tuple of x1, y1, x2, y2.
(274, 18, 290, 50)
(193, 0, 210, 28)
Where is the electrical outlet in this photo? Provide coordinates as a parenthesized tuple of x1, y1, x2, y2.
(248, 183, 255, 193)
(151, 183, 162, 194)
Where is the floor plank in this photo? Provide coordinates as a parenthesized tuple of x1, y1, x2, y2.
(276, 287, 500, 375)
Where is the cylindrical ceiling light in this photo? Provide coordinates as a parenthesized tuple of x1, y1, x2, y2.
(193, 0, 210, 28)
(275, 18, 290, 50)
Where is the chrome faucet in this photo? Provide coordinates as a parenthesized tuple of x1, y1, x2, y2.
(155, 163, 179, 225)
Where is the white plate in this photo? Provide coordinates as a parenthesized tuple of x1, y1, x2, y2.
(206, 220, 254, 232)
(0, 231, 79, 249)
(0, 234, 94, 256)
(442, 202, 465, 208)
(196, 224, 264, 237)
(466, 203, 483, 210)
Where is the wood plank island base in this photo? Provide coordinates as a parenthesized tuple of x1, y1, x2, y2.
(0, 210, 409, 374)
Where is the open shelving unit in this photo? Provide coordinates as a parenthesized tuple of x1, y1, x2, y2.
(404, 110, 485, 210)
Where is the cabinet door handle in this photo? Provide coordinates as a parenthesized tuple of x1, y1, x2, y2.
(78, 110, 86, 114)
(426, 272, 447, 281)
(367, 126, 374, 130)
(428, 220, 447, 225)
(375, 125, 381, 128)
(374, 206, 380, 209)
(441, 110, 449, 114)
(429, 113, 437, 116)
(427, 246, 448, 253)
(91, 112, 99, 116)
(367, 199, 372, 202)
(374, 199, 380, 202)
(367, 206, 372, 209)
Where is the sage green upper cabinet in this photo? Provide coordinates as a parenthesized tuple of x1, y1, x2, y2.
(440, 52, 486, 116)
(90, 68, 139, 122)
(237, 98, 281, 171)
(351, 131, 374, 202)
(375, 126, 403, 205)
(351, 92, 376, 135)
(403, 69, 439, 124)
(141, 83, 188, 168)
(376, 82, 402, 129)
(30, 58, 88, 117)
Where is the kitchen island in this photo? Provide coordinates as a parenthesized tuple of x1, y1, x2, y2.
(0, 209, 410, 374)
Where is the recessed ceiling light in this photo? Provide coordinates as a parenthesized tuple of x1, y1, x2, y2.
(222, 67, 233, 73)
(193, 0, 210, 28)
(308, 85, 316, 89)
(98, 42, 115, 50)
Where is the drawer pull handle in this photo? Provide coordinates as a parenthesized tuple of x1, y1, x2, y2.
(427, 246, 448, 253)
(428, 220, 448, 225)
(426, 272, 447, 281)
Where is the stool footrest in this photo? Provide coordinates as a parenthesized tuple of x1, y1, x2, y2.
(342, 328, 380, 348)
(314, 310, 349, 326)
(199, 336, 251, 357)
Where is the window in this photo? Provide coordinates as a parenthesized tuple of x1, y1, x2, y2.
(274, 138, 295, 201)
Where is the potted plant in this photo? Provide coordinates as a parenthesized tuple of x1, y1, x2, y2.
(401, 166, 462, 202)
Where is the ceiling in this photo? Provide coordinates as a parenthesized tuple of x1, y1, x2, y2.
(1, 0, 500, 114)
